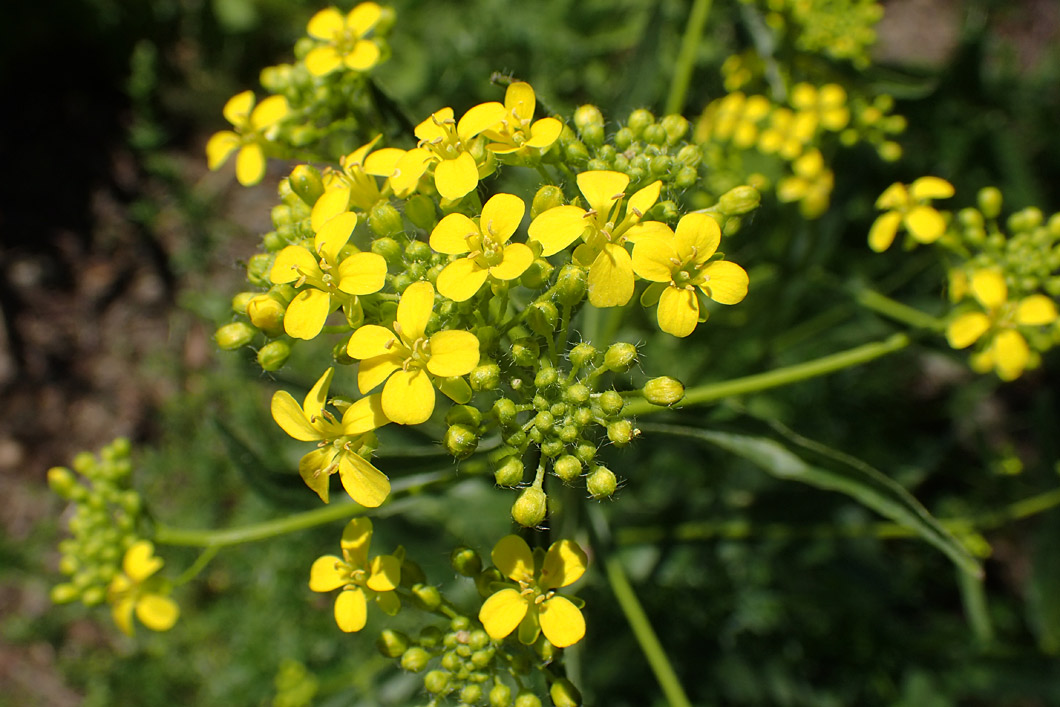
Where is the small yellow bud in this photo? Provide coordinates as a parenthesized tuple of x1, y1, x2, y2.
(489, 683, 513, 707)
(214, 322, 255, 350)
(470, 362, 501, 392)
(411, 583, 442, 610)
(287, 165, 324, 206)
(460, 684, 484, 703)
(368, 201, 404, 237)
(717, 185, 761, 215)
(514, 691, 543, 707)
(256, 339, 291, 371)
(450, 546, 482, 577)
(603, 343, 637, 372)
(50, 583, 81, 605)
(444, 424, 479, 460)
(246, 294, 285, 338)
(424, 670, 449, 694)
(376, 629, 410, 658)
(512, 486, 547, 527)
(494, 457, 525, 487)
(607, 419, 636, 447)
(598, 390, 625, 416)
(643, 376, 685, 406)
(554, 455, 582, 483)
(400, 647, 431, 673)
(587, 465, 617, 498)
(231, 291, 256, 314)
(550, 678, 583, 707)
(569, 342, 598, 369)
(531, 184, 566, 219)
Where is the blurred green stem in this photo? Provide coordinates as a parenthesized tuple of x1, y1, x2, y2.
(666, 0, 712, 115)
(624, 332, 911, 416)
(856, 289, 946, 331)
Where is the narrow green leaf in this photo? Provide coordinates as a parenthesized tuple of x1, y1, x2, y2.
(957, 566, 994, 646)
(641, 423, 982, 577)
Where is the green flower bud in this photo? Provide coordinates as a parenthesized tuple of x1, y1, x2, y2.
(270, 204, 295, 229)
(675, 166, 700, 189)
(246, 253, 273, 288)
(643, 376, 685, 405)
(471, 648, 494, 669)
(450, 546, 482, 577)
(451, 615, 472, 633)
(446, 404, 482, 428)
(511, 338, 539, 367)
(514, 691, 543, 707)
(878, 141, 902, 162)
(468, 629, 490, 650)
(532, 185, 566, 219)
(445, 424, 479, 460)
(475, 566, 504, 599)
(978, 186, 1003, 219)
(81, 586, 106, 607)
(1047, 213, 1060, 239)
(569, 342, 599, 369)
(231, 291, 256, 315)
(405, 194, 438, 231)
(564, 138, 591, 163)
(47, 467, 80, 500)
(550, 678, 583, 707)
(613, 126, 635, 152)
(598, 390, 625, 416)
(490, 683, 514, 707)
(257, 340, 292, 371)
(661, 114, 689, 144)
(246, 294, 286, 338)
(718, 185, 761, 215)
(534, 366, 559, 389)
(527, 301, 559, 336)
(643, 123, 667, 145)
(215, 322, 256, 350)
(470, 362, 501, 392)
(264, 228, 289, 252)
(554, 455, 582, 482)
(460, 684, 484, 704)
(650, 155, 673, 177)
(424, 670, 450, 694)
(587, 465, 617, 498)
(603, 342, 637, 372)
(512, 486, 547, 527)
(533, 411, 554, 433)
(627, 108, 655, 137)
(563, 383, 589, 405)
(540, 439, 563, 457)
(400, 647, 431, 673)
(555, 264, 587, 306)
(607, 419, 636, 447)
(377, 629, 411, 658)
(417, 625, 443, 648)
(495, 456, 525, 487)
(288, 165, 324, 206)
(492, 398, 518, 428)
(520, 258, 554, 289)
(405, 239, 433, 262)
(575, 442, 597, 464)
(573, 104, 604, 133)
(50, 583, 80, 605)
(368, 201, 404, 237)
(412, 583, 442, 611)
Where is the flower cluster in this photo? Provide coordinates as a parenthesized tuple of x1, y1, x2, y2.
(735, 0, 884, 69)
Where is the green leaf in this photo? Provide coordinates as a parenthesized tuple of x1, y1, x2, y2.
(641, 422, 982, 577)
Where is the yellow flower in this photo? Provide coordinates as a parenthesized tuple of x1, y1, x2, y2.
(108, 540, 179, 636)
(481, 82, 563, 156)
(346, 282, 480, 425)
(430, 193, 533, 301)
(206, 90, 289, 186)
(776, 149, 835, 219)
(388, 103, 507, 201)
(528, 170, 667, 308)
(320, 136, 406, 214)
(269, 205, 388, 340)
(478, 535, 587, 648)
(945, 270, 1058, 381)
(868, 176, 954, 252)
(309, 518, 401, 633)
(271, 368, 392, 506)
(757, 106, 817, 160)
(632, 212, 749, 337)
(304, 3, 383, 77)
(789, 83, 850, 132)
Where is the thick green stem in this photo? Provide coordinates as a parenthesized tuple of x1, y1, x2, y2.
(665, 0, 712, 115)
(624, 332, 911, 416)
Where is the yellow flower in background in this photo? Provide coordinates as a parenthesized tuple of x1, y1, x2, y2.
(632, 213, 749, 337)
(482, 82, 563, 156)
(757, 106, 817, 160)
(108, 540, 179, 636)
(346, 282, 480, 425)
(206, 90, 289, 186)
(269, 206, 388, 340)
(305, 3, 383, 77)
(271, 368, 391, 506)
(868, 176, 954, 252)
(789, 83, 850, 132)
(430, 193, 533, 301)
(309, 518, 401, 633)
(528, 170, 667, 308)
(478, 535, 588, 648)
(945, 270, 1058, 381)
(388, 103, 506, 201)
(776, 149, 835, 219)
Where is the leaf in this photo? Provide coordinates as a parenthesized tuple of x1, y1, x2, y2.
(641, 422, 982, 577)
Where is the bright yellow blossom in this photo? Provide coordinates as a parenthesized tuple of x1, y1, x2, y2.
(346, 282, 480, 424)
(945, 270, 1058, 381)
(206, 90, 289, 186)
(388, 103, 507, 201)
(481, 82, 563, 156)
(528, 170, 667, 308)
(478, 535, 587, 648)
(757, 106, 817, 160)
(632, 213, 749, 337)
(430, 193, 533, 301)
(789, 83, 850, 132)
(309, 518, 401, 633)
(304, 3, 383, 77)
(868, 177, 954, 252)
(271, 368, 391, 506)
(108, 540, 179, 636)
(776, 149, 835, 219)
(316, 136, 406, 215)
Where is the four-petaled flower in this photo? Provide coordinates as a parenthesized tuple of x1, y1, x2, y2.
(528, 170, 667, 308)
(318, 136, 406, 215)
(945, 269, 1058, 381)
(868, 176, 954, 252)
(481, 82, 563, 157)
(632, 212, 749, 337)
(309, 518, 401, 633)
(346, 281, 480, 425)
(389, 103, 507, 201)
(304, 3, 383, 77)
(269, 207, 388, 340)
(430, 193, 533, 301)
(108, 540, 179, 636)
(271, 367, 392, 506)
(206, 90, 289, 186)
(478, 535, 588, 648)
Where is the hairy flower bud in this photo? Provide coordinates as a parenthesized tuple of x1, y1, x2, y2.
(531, 184, 566, 219)
(369, 201, 404, 237)
(470, 362, 501, 392)
(445, 424, 479, 460)
(643, 376, 685, 406)
(550, 678, 583, 707)
(215, 322, 256, 350)
(527, 302, 559, 338)
(246, 253, 273, 287)
(512, 486, 547, 527)
(598, 390, 625, 416)
(510, 338, 539, 367)
(555, 264, 587, 306)
(568, 342, 599, 369)
(489, 683, 513, 707)
(288, 164, 324, 206)
(400, 647, 431, 673)
(520, 259, 554, 289)
(718, 185, 761, 215)
(257, 340, 291, 371)
(603, 342, 637, 372)
(494, 456, 525, 487)
(554, 455, 582, 483)
(246, 294, 286, 337)
(587, 465, 618, 498)
(412, 583, 442, 611)
(424, 670, 449, 694)
(376, 629, 410, 658)
(514, 691, 543, 707)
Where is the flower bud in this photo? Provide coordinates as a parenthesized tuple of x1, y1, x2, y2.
(490, 683, 513, 707)
(424, 670, 449, 694)
(661, 114, 689, 144)
(587, 465, 617, 498)
(643, 123, 667, 145)
(514, 691, 543, 707)
(400, 647, 431, 673)
(553, 455, 582, 483)
(520, 259, 554, 289)
(369, 201, 404, 237)
(494, 456, 525, 487)
(459, 684, 484, 704)
(405, 194, 437, 231)
(475, 566, 504, 598)
(978, 186, 1003, 219)
(607, 419, 636, 447)
(288, 165, 324, 206)
(643, 376, 685, 405)
(555, 264, 587, 306)
(550, 678, 583, 707)
(534, 366, 559, 389)
(512, 486, 547, 527)
(405, 239, 433, 262)
(717, 185, 761, 215)
(412, 583, 442, 610)
(47, 467, 81, 500)
(470, 362, 501, 391)
(568, 342, 598, 369)
(603, 342, 637, 372)
(527, 301, 559, 336)
(81, 586, 106, 607)
(246, 294, 286, 337)
(257, 339, 292, 371)
(246, 253, 273, 287)
(450, 546, 482, 577)
(492, 398, 518, 428)
(510, 338, 539, 367)
(215, 322, 256, 350)
(531, 185, 566, 219)
(445, 424, 479, 460)
(627, 108, 655, 137)
(574, 104, 604, 133)
(598, 390, 625, 416)
(50, 583, 80, 605)
(446, 404, 482, 428)
(377, 629, 411, 658)
(613, 126, 634, 151)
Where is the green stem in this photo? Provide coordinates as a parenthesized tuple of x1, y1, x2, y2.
(624, 332, 911, 416)
(665, 0, 713, 115)
(856, 289, 945, 331)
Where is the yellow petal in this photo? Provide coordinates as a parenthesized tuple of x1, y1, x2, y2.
(124, 540, 163, 582)
(312, 186, 352, 233)
(397, 281, 434, 343)
(222, 90, 254, 127)
(910, 176, 955, 201)
(347, 324, 401, 360)
(700, 261, 749, 304)
(347, 2, 382, 34)
(284, 288, 332, 340)
(868, 211, 902, 253)
(624, 220, 673, 244)
(626, 180, 662, 220)
(505, 81, 536, 121)
(437, 258, 489, 302)
(527, 206, 588, 256)
(415, 108, 454, 142)
(539, 596, 585, 648)
(382, 368, 435, 425)
(343, 41, 381, 71)
(206, 131, 240, 170)
(1016, 295, 1058, 326)
(341, 517, 374, 558)
(631, 238, 677, 283)
(367, 555, 402, 592)
(337, 252, 387, 295)
(307, 7, 343, 39)
(250, 95, 289, 130)
(945, 312, 990, 349)
(111, 597, 136, 636)
(993, 329, 1029, 381)
(334, 588, 368, 632)
(490, 243, 534, 281)
(309, 554, 347, 592)
(577, 171, 629, 218)
(305, 47, 342, 77)
(302, 367, 334, 421)
(540, 540, 588, 589)
(587, 244, 634, 308)
(235, 143, 266, 186)
(457, 101, 506, 140)
(479, 588, 529, 640)
(271, 245, 320, 284)
(430, 213, 478, 254)
(674, 212, 720, 262)
(875, 182, 909, 210)
(904, 206, 946, 244)
(481, 193, 526, 243)
(340, 394, 388, 434)
(492, 535, 534, 582)
(427, 330, 480, 377)
(315, 212, 357, 263)
(136, 594, 179, 632)
(435, 152, 479, 201)
(364, 147, 404, 177)
(657, 286, 699, 337)
(970, 270, 1007, 310)
(526, 118, 563, 148)
(271, 391, 319, 441)
(338, 453, 391, 507)
(356, 354, 403, 395)
(299, 448, 336, 503)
